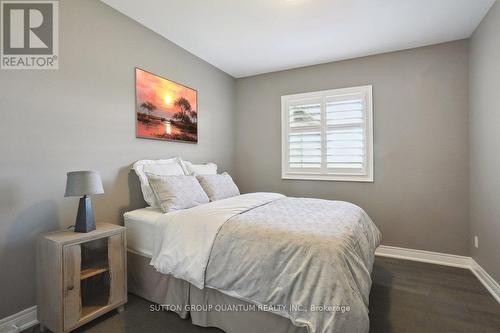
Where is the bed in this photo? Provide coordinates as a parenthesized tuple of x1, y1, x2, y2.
(124, 206, 308, 333)
(124, 192, 380, 333)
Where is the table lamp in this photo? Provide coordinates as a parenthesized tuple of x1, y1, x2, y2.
(64, 171, 104, 233)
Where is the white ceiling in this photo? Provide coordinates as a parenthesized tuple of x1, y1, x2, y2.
(102, 0, 494, 78)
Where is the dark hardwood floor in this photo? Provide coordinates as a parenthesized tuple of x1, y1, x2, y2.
(369, 257, 500, 332)
(27, 257, 500, 333)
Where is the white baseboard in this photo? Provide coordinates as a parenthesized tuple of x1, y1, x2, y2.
(0, 306, 38, 333)
(1, 246, 498, 331)
(469, 259, 500, 304)
(375, 245, 471, 268)
(376, 245, 500, 304)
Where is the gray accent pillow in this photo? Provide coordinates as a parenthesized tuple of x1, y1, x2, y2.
(146, 174, 209, 213)
(196, 172, 240, 201)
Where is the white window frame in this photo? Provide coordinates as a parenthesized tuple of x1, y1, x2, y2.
(281, 85, 373, 182)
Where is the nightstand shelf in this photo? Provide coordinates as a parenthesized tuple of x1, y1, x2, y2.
(80, 266, 109, 280)
(37, 223, 127, 333)
(80, 306, 105, 320)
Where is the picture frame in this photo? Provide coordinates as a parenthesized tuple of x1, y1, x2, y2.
(135, 67, 198, 143)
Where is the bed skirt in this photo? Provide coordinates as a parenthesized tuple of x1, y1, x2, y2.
(128, 251, 307, 333)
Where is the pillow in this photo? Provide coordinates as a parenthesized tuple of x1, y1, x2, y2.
(146, 174, 209, 213)
(182, 161, 217, 175)
(196, 172, 240, 201)
(132, 158, 185, 207)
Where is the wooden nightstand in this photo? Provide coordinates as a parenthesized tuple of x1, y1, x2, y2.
(37, 223, 127, 333)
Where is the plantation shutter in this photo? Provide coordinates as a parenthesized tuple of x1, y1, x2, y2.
(325, 93, 366, 171)
(287, 101, 322, 169)
(282, 86, 373, 181)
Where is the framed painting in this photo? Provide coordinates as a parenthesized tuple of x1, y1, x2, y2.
(135, 68, 198, 143)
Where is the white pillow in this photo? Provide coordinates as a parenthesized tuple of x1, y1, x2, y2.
(146, 174, 209, 213)
(182, 161, 218, 175)
(196, 172, 240, 201)
(132, 158, 185, 207)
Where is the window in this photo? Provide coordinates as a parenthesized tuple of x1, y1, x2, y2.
(281, 85, 373, 182)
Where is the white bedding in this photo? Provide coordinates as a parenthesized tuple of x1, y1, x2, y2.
(123, 207, 164, 257)
(151, 192, 284, 288)
(150, 192, 380, 333)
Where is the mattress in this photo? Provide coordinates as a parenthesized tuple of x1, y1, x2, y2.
(124, 207, 164, 258)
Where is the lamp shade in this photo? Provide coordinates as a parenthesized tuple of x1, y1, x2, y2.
(64, 171, 104, 197)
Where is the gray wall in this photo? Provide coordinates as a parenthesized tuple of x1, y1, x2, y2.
(0, 0, 235, 317)
(469, 1, 500, 283)
(2, 0, 495, 320)
(234, 40, 470, 256)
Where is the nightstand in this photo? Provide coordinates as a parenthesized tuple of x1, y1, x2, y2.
(37, 223, 127, 333)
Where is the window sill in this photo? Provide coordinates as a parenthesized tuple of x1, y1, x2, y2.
(281, 173, 374, 182)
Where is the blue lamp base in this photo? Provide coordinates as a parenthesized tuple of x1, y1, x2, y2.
(74, 195, 96, 233)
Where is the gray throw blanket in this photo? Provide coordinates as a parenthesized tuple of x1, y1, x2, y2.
(205, 197, 381, 333)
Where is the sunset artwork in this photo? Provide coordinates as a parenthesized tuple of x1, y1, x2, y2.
(136, 68, 198, 143)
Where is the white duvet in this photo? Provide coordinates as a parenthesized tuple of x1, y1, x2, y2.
(151, 192, 381, 333)
(151, 192, 285, 288)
